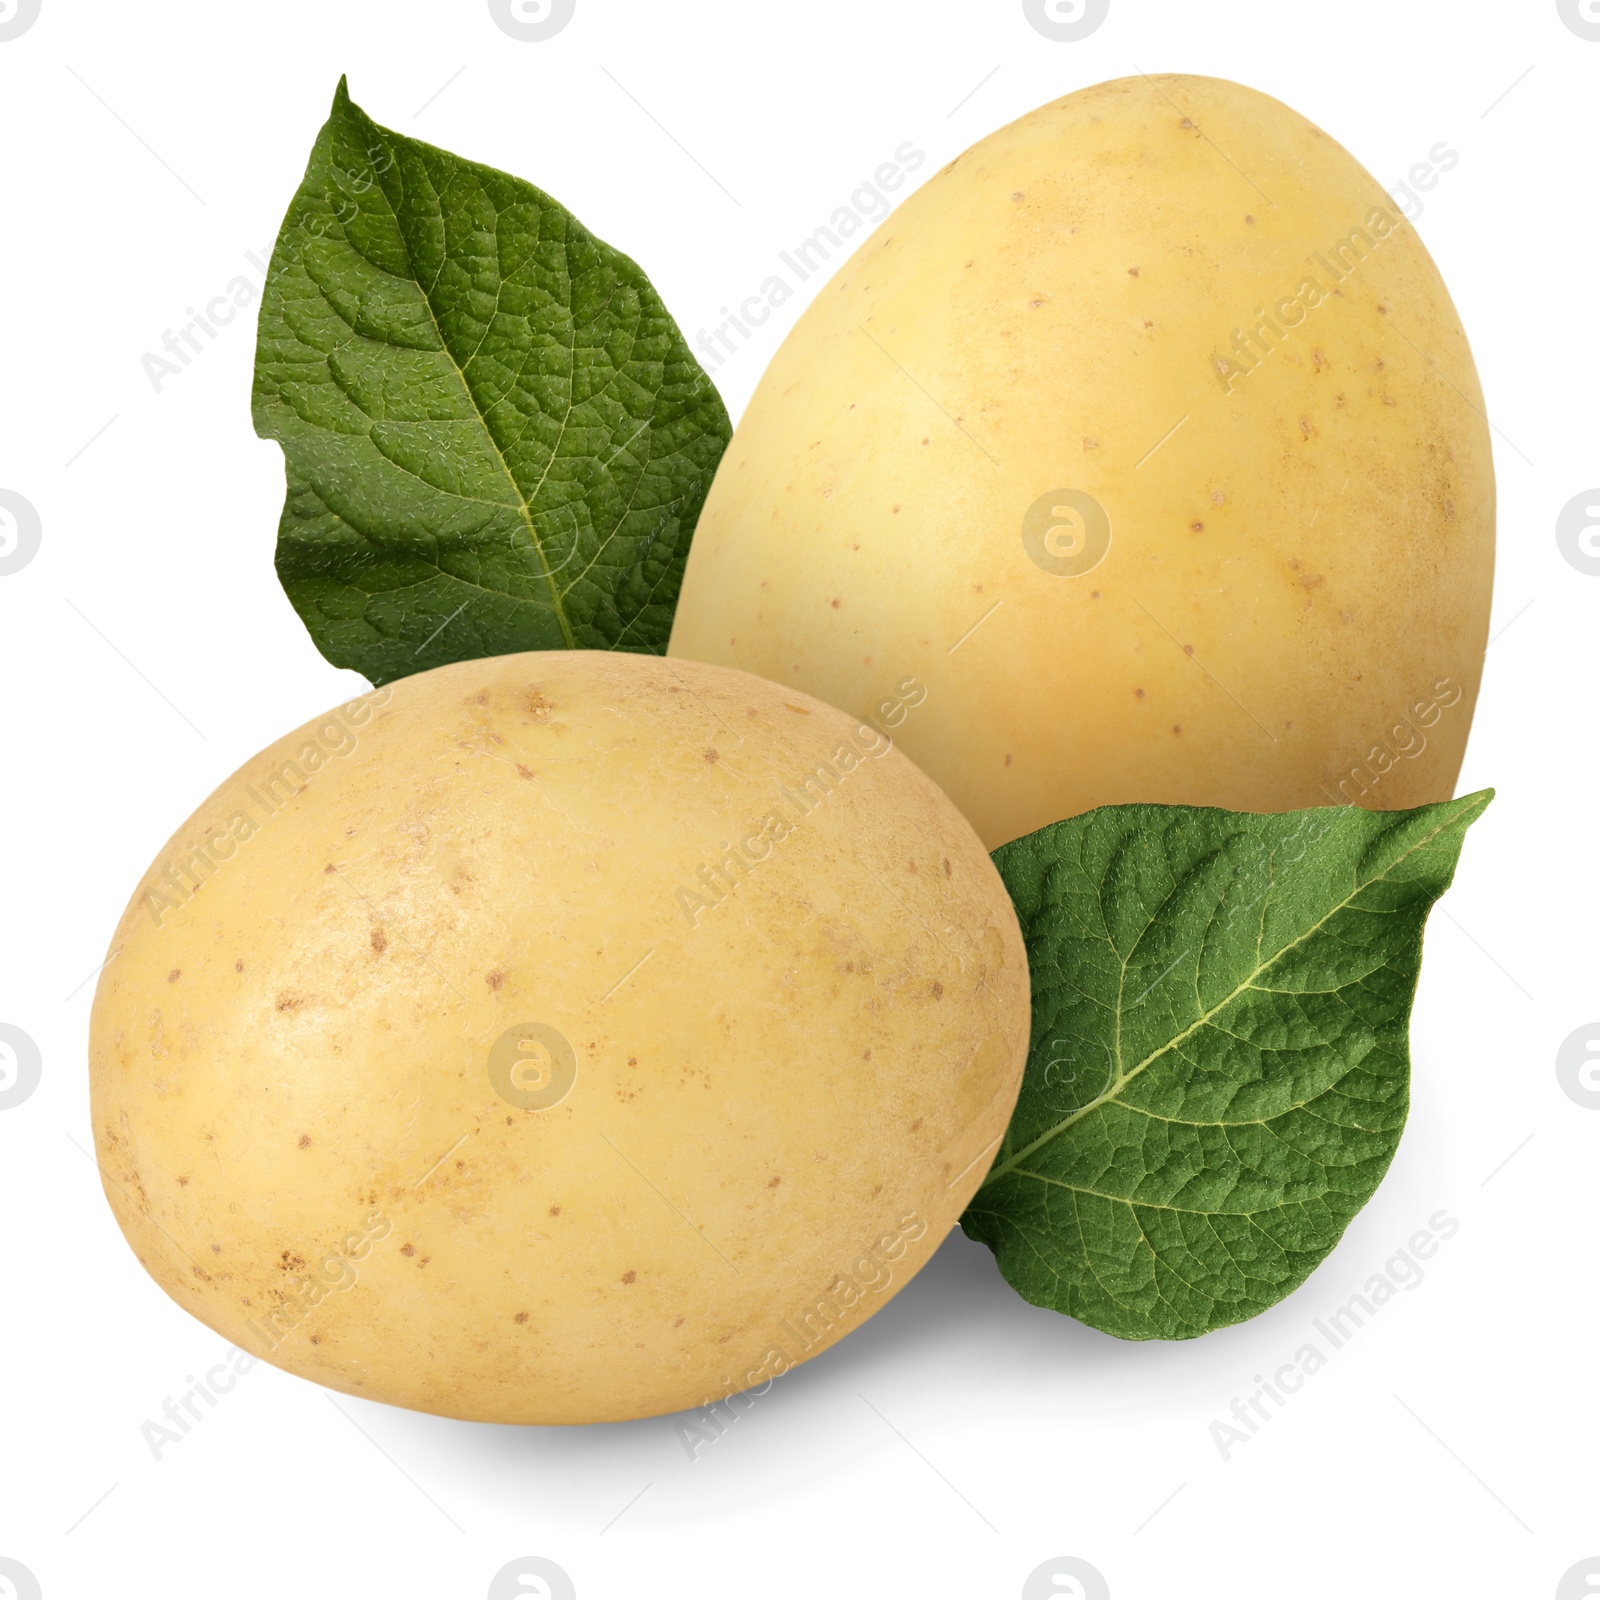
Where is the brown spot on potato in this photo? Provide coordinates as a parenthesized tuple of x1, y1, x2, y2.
(275, 994, 302, 1013)
(621, 1270, 636, 1284)
(549, 1206, 561, 1216)
(234, 960, 243, 973)
(943, 858, 952, 876)
(400, 1243, 416, 1257)
(514, 1311, 528, 1323)
(1135, 687, 1146, 699)
(297, 1134, 311, 1149)
(486, 971, 505, 990)
(931, 982, 943, 999)
(167, 969, 180, 983)
(768, 1176, 781, 1188)
(176, 1175, 189, 1186)
(1127, 266, 1140, 277)
(1172, 725, 1183, 735)
(370, 928, 386, 953)
(1004, 753, 1012, 766)
(516, 764, 535, 780)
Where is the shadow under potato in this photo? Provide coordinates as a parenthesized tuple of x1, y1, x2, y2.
(323, 1225, 1349, 1529)
(410, 1232, 1132, 1459)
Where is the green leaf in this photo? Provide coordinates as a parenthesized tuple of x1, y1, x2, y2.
(252, 78, 730, 685)
(962, 792, 1491, 1340)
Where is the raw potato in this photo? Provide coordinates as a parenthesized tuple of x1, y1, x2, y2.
(89, 653, 1028, 1424)
(669, 75, 1495, 849)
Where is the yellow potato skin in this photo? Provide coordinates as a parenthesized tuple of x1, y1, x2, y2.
(669, 75, 1494, 848)
(89, 653, 1027, 1424)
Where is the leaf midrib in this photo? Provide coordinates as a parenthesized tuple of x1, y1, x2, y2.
(360, 120, 578, 648)
(979, 804, 1470, 1191)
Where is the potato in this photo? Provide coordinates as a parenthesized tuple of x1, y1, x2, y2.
(669, 75, 1494, 848)
(89, 653, 1027, 1424)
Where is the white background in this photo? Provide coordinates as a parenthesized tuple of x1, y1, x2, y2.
(0, 2, 1593, 1596)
